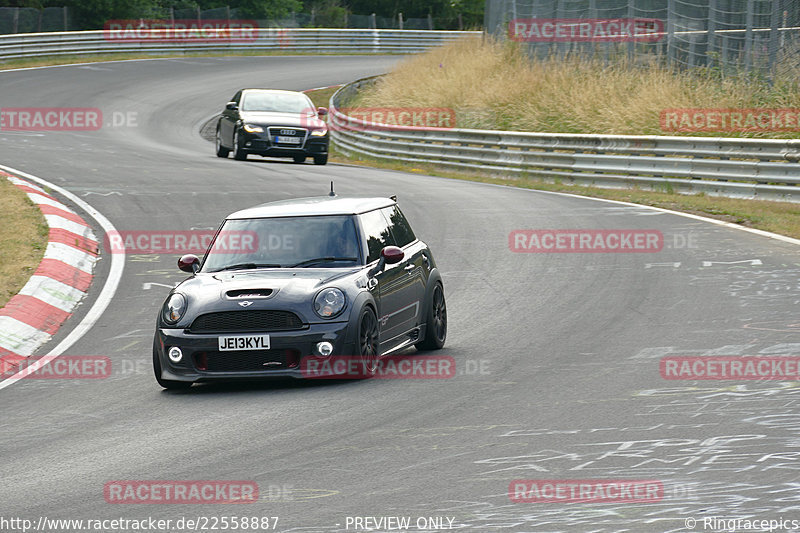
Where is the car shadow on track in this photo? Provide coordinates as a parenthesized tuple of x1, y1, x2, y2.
(158, 348, 451, 396)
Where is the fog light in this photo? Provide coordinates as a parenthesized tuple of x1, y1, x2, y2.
(168, 346, 183, 363)
(316, 342, 333, 357)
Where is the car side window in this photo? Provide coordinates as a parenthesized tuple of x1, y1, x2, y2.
(360, 209, 395, 263)
(382, 206, 416, 248)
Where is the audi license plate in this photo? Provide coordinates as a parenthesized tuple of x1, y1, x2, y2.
(276, 136, 301, 144)
(218, 335, 270, 351)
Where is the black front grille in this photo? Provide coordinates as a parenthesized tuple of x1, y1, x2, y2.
(189, 311, 304, 333)
(268, 127, 307, 147)
(195, 349, 300, 372)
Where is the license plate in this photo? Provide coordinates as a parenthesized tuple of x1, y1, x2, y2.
(276, 136, 301, 144)
(218, 335, 270, 351)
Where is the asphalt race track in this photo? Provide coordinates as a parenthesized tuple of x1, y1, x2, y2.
(2, 56, 800, 532)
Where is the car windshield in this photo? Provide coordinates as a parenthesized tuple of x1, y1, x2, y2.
(202, 215, 361, 272)
(241, 92, 314, 114)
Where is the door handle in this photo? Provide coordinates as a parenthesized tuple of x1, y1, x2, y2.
(404, 263, 416, 271)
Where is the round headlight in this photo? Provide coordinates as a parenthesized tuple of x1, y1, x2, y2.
(314, 288, 346, 319)
(163, 293, 187, 324)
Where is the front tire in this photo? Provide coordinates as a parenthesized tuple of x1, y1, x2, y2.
(215, 127, 230, 158)
(357, 307, 379, 377)
(153, 337, 192, 390)
(232, 129, 247, 161)
(293, 155, 306, 163)
(313, 154, 328, 165)
(415, 282, 447, 351)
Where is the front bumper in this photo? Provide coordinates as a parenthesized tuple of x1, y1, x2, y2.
(240, 131, 328, 157)
(155, 321, 354, 382)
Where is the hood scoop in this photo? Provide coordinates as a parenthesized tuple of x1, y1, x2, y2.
(226, 288, 273, 299)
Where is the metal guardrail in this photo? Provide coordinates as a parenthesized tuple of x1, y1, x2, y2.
(330, 76, 800, 202)
(0, 28, 479, 60)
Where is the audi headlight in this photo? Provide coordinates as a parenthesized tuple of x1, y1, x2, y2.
(310, 127, 328, 137)
(314, 288, 346, 318)
(163, 293, 187, 324)
(243, 124, 264, 133)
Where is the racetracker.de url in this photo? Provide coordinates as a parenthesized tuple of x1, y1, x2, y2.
(0, 516, 279, 532)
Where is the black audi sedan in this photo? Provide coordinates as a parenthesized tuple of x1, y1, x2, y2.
(215, 88, 329, 165)
(153, 195, 447, 389)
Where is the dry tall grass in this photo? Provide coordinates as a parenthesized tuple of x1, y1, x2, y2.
(356, 37, 800, 137)
(0, 178, 48, 307)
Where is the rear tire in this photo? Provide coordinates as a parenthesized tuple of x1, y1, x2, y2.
(153, 337, 192, 390)
(415, 282, 447, 351)
(313, 154, 328, 165)
(232, 129, 247, 161)
(215, 127, 229, 158)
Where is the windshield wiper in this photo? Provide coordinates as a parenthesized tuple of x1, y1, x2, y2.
(212, 263, 282, 272)
(290, 257, 358, 268)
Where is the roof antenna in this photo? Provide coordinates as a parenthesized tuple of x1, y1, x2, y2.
(329, 181, 336, 197)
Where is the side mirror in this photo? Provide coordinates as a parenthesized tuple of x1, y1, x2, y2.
(382, 246, 404, 264)
(317, 107, 328, 117)
(368, 246, 404, 278)
(178, 254, 200, 274)
(225, 102, 238, 111)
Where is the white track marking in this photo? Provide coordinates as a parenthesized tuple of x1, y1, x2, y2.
(0, 165, 125, 391)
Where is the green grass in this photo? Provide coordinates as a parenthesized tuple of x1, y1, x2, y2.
(0, 49, 396, 72)
(327, 148, 800, 240)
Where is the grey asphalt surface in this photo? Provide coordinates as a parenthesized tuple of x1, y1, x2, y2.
(1, 56, 800, 533)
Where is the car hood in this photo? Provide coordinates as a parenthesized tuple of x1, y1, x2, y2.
(169, 268, 364, 326)
(239, 111, 325, 129)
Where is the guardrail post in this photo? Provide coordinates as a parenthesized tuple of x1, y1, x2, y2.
(428, 14, 433, 30)
(12, 7, 18, 34)
(370, 13, 376, 29)
(399, 13, 403, 30)
(62, 6, 67, 31)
